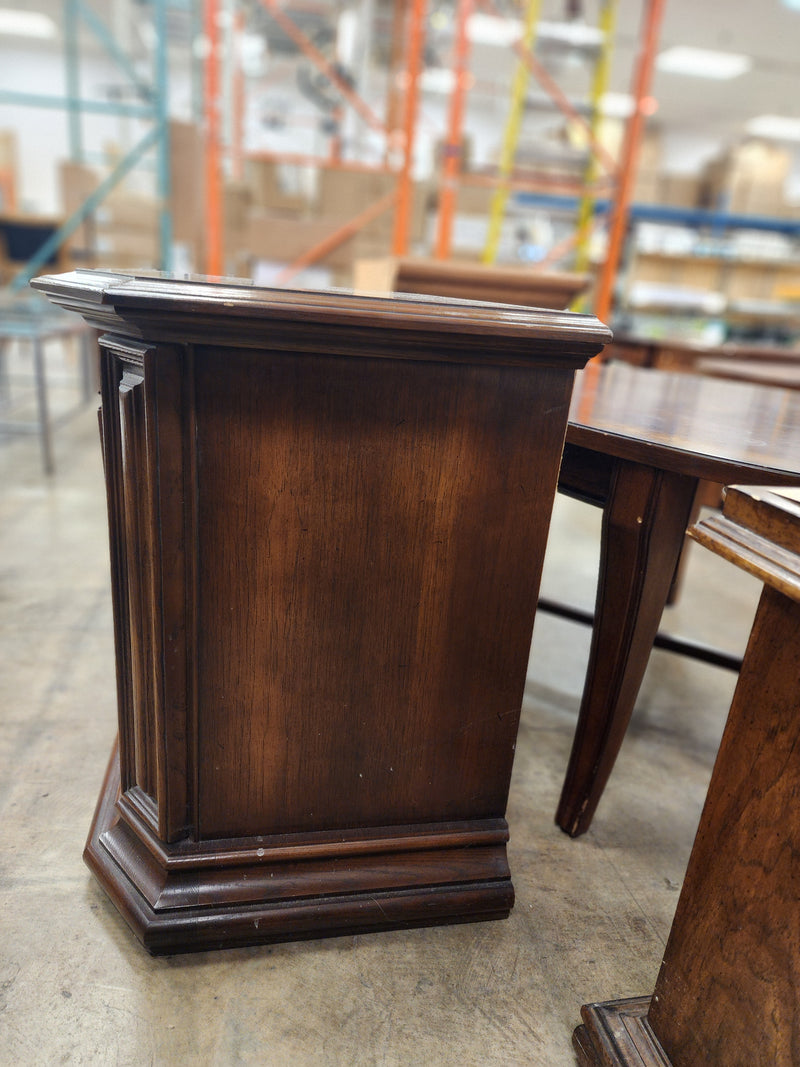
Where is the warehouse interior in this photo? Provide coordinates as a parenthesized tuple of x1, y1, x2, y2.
(1, 1, 799, 1064)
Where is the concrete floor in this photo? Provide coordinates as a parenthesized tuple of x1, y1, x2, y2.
(0, 360, 763, 1065)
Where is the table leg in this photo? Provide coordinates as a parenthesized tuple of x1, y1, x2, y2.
(555, 461, 697, 837)
(0, 338, 9, 409)
(33, 337, 54, 475)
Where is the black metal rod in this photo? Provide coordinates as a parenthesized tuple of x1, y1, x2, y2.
(536, 597, 743, 673)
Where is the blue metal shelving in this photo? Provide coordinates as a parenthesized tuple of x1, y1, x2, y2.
(512, 191, 800, 237)
(1, 0, 173, 291)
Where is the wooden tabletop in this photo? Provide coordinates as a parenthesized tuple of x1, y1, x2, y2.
(354, 256, 590, 309)
(696, 356, 800, 391)
(567, 361, 800, 485)
(611, 334, 800, 364)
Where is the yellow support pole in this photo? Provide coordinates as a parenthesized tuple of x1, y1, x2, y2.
(482, 0, 542, 265)
(573, 0, 619, 281)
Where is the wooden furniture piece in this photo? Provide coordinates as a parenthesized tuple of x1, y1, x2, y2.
(353, 256, 589, 310)
(553, 362, 800, 836)
(696, 354, 800, 390)
(0, 213, 68, 284)
(32, 268, 609, 954)
(574, 485, 800, 1066)
(602, 335, 800, 600)
(605, 333, 800, 373)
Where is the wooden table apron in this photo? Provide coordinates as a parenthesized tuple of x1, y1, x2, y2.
(31, 269, 609, 954)
(555, 362, 800, 837)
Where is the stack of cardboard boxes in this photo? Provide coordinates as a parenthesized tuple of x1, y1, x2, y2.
(0, 130, 17, 213)
(700, 140, 794, 217)
(57, 120, 430, 283)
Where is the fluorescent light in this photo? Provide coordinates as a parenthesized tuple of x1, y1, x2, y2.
(0, 8, 57, 39)
(599, 92, 635, 118)
(420, 67, 456, 94)
(467, 14, 604, 49)
(746, 114, 800, 142)
(598, 92, 658, 118)
(466, 13, 521, 48)
(240, 33, 266, 77)
(656, 46, 751, 79)
(537, 21, 603, 48)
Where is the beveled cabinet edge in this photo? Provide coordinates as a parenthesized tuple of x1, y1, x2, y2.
(32, 269, 612, 367)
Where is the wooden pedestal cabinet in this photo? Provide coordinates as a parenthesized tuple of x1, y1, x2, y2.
(33, 270, 609, 953)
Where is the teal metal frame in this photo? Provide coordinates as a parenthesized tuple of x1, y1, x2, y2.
(3, 0, 173, 292)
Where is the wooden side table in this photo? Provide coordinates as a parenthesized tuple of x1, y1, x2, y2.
(574, 485, 800, 1066)
(33, 269, 609, 954)
(353, 256, 589, 309)
(554, 363, 800, 837)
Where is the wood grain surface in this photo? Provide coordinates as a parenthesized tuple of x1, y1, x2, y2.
(34, 269, 609, 951)
(648, 488, 800, 1065)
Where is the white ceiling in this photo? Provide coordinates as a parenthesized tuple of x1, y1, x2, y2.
(459, 0, 800, 147)
(3, 0, 800, 158)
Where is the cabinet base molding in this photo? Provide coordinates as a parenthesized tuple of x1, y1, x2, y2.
(574, 997, 672, 1067)
(85, 744, 515, 955)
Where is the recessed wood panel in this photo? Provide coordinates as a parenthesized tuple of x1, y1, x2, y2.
(194, 347, 571, 838)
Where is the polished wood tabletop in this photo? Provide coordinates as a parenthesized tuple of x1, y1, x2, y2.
(567, 360, 800, 483)
(606, 334, 800, 373)
(555, 361, 800, 837)
(353, 256, 590, 310)
(696, 356, 800, 391)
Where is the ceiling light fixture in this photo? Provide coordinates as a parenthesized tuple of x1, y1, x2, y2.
(599, 92, 635, 118)
(0, 8, 57, 38)
(598, 92, 658, 118)
(467, 14, 604, 49)
(745, 114, 800, 142)
(656, 46, 752, 80)
(420, 67, 457, 94)
(466, 13, 521, 48)
(537, 21, 603, 48)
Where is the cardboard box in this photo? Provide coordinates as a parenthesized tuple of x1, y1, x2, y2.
(169, 120, 204, 248)
(59, 160, 99, 250)
(633, 169, 661, 204)
(95, 225, 160, 263)
(245, 213, 346, 263)
(317, 169, 429, 245)
(657, 174, 701, 209)
(246, 159, 309, 215)
(702, 140, 791, 217)
(455, 182, 493, 216)
(96, 192, 160, 231)
(242, 212, 392, 273)
(0, 129, 17, 211)
(223, 181, 253, 259)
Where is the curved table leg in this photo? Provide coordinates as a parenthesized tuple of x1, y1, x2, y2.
(556, 460, 698, 837)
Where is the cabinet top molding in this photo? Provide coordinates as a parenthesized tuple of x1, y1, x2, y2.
(31, 269, 611, 367)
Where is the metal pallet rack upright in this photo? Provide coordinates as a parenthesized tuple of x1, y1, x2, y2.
(200, 0, 428, 283)
(0, 0, 174, 292)
(430, 0, 668, 332)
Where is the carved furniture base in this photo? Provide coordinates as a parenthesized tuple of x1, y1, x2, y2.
(573, 998, 672, 1067)
(85, 743, 515, 955)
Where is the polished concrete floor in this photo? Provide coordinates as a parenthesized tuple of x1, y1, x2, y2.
(0, 361, 762, 1065)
